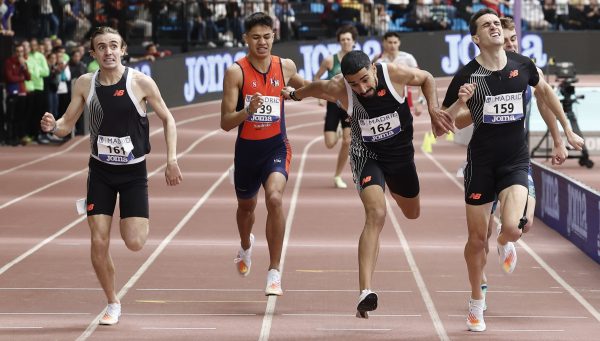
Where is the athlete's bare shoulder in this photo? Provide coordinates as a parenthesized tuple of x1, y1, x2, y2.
(71, 72, 94, 97)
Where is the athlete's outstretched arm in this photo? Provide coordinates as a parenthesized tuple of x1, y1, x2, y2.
(281, 76, 345, 108)
(141, 74, 182, 186)
(388, 63, 454, 136)
(40, 75, 88, 137)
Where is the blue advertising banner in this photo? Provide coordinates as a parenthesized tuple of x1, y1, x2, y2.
(532, 161, 600, 264)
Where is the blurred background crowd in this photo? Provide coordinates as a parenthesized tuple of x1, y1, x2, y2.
(1, 0, 599, 146)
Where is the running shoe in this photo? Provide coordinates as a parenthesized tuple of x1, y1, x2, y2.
(356, 289, 378, 319)
(99, 303, 121, 325)
(481, 283, 488, 311)
(466, 298, 486, 332)
(333, 176, 347, 189)
(497, 241, 517, 274)
(265, 269, 283, 296)
(234, 233, 254, 277)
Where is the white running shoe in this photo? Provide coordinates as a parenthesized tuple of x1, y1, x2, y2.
(99, 303, 121, 325)
(466, 298, 486, 332)
(356, 289, 378, 319)
(234, 233, 254, 277)
(333, 176, 347, 189)
(498, 241, 517, 274)
(265, 269, 283, 296)
(481, 283, 488, 311)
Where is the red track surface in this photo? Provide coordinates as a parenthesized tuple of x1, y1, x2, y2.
(1, 97, 599, 341)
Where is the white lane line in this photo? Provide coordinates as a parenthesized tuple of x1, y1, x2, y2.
(0, 216, 86, 276)
(126, 313, 256, 316)
(76, 159, 228, 341)
(135, 288, 411, 293)
(0, 128, 223, 278)
(79, 117, 323, 340)
(283, 313, 421, 317)
(0, 113, 221, 211)
(448, 314, 587, 319)
(0, 137, 88, 176)
(0, 287, 101, 290)
(316, 328, 392, 332)
(437, 290, 563, 294)
(386, 199, 450, 341)
(0, 312, 90, 315)
(141, 327, 216, 330)
(258, 136, 322, 341)
(423, 151, 600, 323)
(490, 329, 564, 332)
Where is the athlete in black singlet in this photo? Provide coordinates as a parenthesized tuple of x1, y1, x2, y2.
(442, 8, 577, 332)
(41, 26, 182, 326)
(282, 50, 453, 318)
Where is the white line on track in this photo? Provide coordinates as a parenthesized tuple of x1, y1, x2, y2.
(258, 136, 322, 341)
(490, 329, 564, 332)
(448, 314, 587, 319)
(386, 199, 450, 341)
(437, 290, 563, 294)
(77, 117, 323, 340)
(141, 327, 216, 330)
(0, 137, 88, 176)
(283, 313, 421, 317)
(423, 150, 600, 323)
(316, 328, 392, 331)
(0, 312, 90, 315)
(127, 313, 256, 316)
(76, 133, 227, 341)
(0, 287, 101, 290)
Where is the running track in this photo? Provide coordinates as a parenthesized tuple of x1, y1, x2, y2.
(1, 95, 599, 341)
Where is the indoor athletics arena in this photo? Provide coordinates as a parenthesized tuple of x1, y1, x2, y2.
(1, 1, 599, 340)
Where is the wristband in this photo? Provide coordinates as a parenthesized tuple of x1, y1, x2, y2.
(290, 91, 302, 101)
(245, 106, 251, 116)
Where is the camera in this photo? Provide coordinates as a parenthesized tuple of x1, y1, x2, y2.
(554, 62, 584, 111)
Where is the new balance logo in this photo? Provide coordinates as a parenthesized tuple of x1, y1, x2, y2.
(113, 89, 125, 96)
(361, 176, 372, 186)
(468, 193, 482, 200)
(509, 70, 519, 78)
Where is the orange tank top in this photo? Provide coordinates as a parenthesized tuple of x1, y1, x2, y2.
(236, 56, 286, 141)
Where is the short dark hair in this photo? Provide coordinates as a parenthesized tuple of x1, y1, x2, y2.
(90, 26, 127, 51)
(469, 8, 499, 36)
(341, 50, 371, 76)
(244, 12, 273, 32)
(383, 31, 401, 41)
(336, 25, 358, 42)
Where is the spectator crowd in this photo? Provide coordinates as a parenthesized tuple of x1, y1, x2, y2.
(1, 0, 600, 146)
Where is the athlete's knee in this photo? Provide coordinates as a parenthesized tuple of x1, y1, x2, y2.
(500, 222, 522, 241)
(364, 206, 386, 228)
(237, 198, 257, 213)
(403, 206, 420, 219)
(341, 134, 351, 147)
(324, 139, 337, 149)
(90, 233, 110, 253)
(467, 231, 488, 250)
(124, 235, 146, 251)
(265, 191, 283, 211)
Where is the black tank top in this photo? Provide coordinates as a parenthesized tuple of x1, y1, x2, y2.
(87, 67, 150, 165)
(346, 63, 414, 161)
(443, 52, 539, 166)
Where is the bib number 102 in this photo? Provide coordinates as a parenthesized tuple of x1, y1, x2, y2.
(493, 103, 514, 114)
(370, 122, 391, 134)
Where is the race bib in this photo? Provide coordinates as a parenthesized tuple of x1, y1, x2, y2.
(483, 92, 524, 124)
(97, 135, 135, 164)
(245, 95, 281, 124)
(359, 112, 401, 142)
